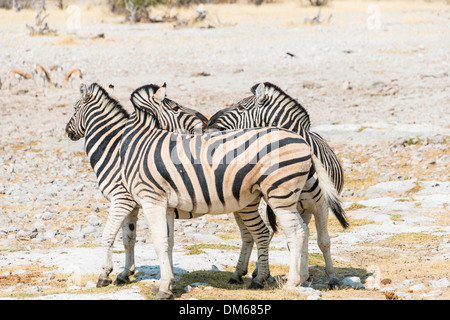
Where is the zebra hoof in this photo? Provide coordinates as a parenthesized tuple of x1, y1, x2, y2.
(156, 290, 174, 300)
(114, 275, 130, 286)
(96, 277, 112, 288)
(248, 281, 264, 290)
(328, 278, 341, 290)
(228, 276, 243, 285)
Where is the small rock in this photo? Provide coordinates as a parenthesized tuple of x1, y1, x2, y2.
(42, 210, 56, 220)
(380, 286, 395, 292)
(429, 278, 449, 289)
(210, 265, 220, 271)
(420, 290, 442, 299)
(85, 281, 96, 289)
(396, 291, 413, 299)
(341, 80, 352, 90)
(409, 283, 427, 292)
(287, 286, 322, 300)
(24, 286, 43, 294)
(402, 279, 414, 286)
(342, 276, 364, 289)
(365, 276, 380, 290)
(208, 222, 219, 229)
(12, 269, 28, 275)
(183, 227, 198, 235)
(67, 285, 81, 291)
(380, 278, 392, 285)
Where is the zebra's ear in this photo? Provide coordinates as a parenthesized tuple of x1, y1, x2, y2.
(255, 83, 266, 103)
(80, 84, 89, 101)
(154, 82, 166, 104)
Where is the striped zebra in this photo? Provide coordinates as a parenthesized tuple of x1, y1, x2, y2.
(208, 82, 347, 288)
(65, 82, 207, 288)
(118, 86, 344, 299)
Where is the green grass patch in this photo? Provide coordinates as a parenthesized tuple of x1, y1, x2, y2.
(346, 202, 367, 211)
(405, 182, 423, 196)
(386, 232, 442, 245)
(357, 126, 373, 133)
(389, 214, 404, 222)
(185, 243, 241, 255)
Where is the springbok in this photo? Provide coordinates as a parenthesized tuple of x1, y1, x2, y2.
(62, 69, 83, 88)
(7, 70, 33, 90)
(34, 64, 56, 88)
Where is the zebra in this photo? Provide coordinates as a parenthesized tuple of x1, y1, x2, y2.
(118, 84, 344, 299)
(207, 81, 347, 288)
(65, 82, 208, 288)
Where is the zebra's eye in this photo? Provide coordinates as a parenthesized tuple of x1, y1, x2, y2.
(237, 104, 246, 112)
(172, 106, 180, 112)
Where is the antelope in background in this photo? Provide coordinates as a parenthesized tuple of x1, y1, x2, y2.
(34, 63, 56, 88)
(62, 68, 83, 88)
(6, 70, 33, 90)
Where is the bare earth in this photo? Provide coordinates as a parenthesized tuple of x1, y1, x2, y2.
(0, 1, 449, 300)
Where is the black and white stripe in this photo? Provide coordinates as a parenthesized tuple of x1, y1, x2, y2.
(119, 87, 322, 298)
(208, 82, 347, 288)
(65, 82, 207, 288)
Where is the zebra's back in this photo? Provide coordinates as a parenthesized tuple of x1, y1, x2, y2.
(120, 125, 312, 216)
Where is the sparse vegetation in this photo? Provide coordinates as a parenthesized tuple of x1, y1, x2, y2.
(346, 202, 367, 211)
(185, 243, 241, 255)
(385, 232, 443, 246)
(389, 213, 404, 222)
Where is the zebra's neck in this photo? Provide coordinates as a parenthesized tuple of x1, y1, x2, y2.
(134, 108, 158, 129)
(260, 84, 311, 132)
(84, 96, 130, 175)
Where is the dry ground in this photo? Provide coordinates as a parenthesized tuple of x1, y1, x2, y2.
(0, 0, 449, 300)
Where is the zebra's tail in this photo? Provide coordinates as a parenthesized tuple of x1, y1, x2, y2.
(266, 205, 278, 233)
(311, 154, 349, 229)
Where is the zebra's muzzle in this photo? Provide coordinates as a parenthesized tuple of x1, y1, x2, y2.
(65, 124, 81, 141)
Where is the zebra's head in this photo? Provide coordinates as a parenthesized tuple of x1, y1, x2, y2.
(131, 83, 208, 134)
(207, 82, 311, 132)
(65, 83, 92, 141)
(207, 83, 267, 130)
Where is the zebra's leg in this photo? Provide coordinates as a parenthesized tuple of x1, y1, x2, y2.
(299, 206, 312, 283)
(251, 200, 275, 280)
(240, 211, 272, 289)
(97, 197, 137, 287)
(142, 202, 174, 300)
(266, 192, 309, 288)
(229, 212, 254, 285)
(166, 208, 175, 268)
(114, 206, 139, 285)
(314, 202, 340, 289)
(276, 208, 309, 287)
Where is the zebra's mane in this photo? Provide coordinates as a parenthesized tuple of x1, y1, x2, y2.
(130, 83, 164, 117)
(88, 83, 130, 118)
(250, 82, 311, 131)
(131, 84, 209, 129)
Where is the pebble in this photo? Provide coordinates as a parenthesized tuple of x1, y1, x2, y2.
(12, 270, 28, 276)
(429, 278, 449, 289)
(288, 286, 322, 300)
(409, 283, 427, 292)
(342, 276, 364, 289)
(396, 292, 413, 299)
(24, 286, 43, 294)
(420, 290, 442, 299)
